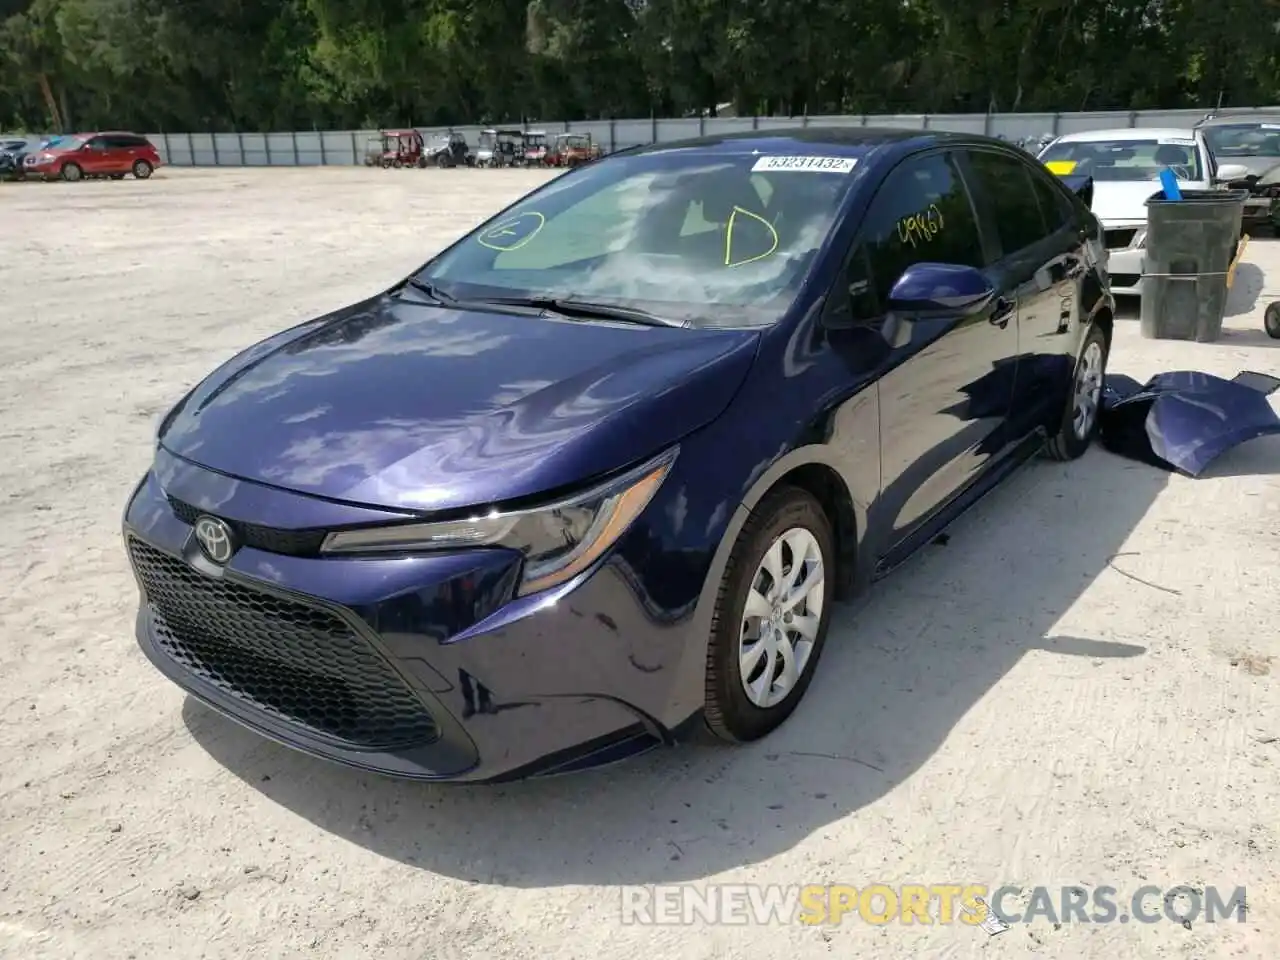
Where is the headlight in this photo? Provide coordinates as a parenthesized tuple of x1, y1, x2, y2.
(320, 449, 677, 596)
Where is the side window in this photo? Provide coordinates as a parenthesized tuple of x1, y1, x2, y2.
(84, 136, 107, 151)
(965, 150, 1051, 258)
(858, 151, 985, 307)
(1028, 168, 1075, 233)
(824, 244, 879, 326)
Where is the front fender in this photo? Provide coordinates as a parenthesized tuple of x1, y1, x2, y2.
(666, 434, 876, 734)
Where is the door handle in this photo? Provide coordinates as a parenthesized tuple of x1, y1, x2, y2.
(989, 296, 1014, 329)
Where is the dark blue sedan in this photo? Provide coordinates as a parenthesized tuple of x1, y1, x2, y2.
(123, 128, 1114, 782)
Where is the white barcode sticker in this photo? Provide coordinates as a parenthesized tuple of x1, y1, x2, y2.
(750, 155, 858, 173)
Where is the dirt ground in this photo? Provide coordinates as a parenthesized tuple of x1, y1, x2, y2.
(2, 167, 1279, 960)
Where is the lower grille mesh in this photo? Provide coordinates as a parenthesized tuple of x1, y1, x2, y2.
(128, 539, 436, 748)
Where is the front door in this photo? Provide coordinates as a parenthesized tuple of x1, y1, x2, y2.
(853, 150, 1020, 551)
(79, 136, 111, 175)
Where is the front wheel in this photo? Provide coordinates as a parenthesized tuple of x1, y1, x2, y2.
(60, 162, 83, 182)
(1044, 323, 1109, 461)
(704, 486, 835, 742)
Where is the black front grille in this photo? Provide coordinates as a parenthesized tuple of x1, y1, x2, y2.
(1104, 228, 1138, 249)
(129, 539, 437, 748)
(167, 496, 327, 557)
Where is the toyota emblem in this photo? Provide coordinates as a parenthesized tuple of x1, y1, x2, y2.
(193, 515, 236, 564)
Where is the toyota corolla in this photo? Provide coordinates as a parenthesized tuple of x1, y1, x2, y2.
(124, 129, 1114, 782)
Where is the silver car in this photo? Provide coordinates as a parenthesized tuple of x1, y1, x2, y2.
(1196, 113, 1280, 232)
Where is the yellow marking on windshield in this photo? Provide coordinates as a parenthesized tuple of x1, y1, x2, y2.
(1045, 160, 1077, 175)
(477, 211, 546, 251)
(724, 205, 779, 267)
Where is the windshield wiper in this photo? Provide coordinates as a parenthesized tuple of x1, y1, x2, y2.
(472, 295, 684, 328)
(402, 277, 459, 305)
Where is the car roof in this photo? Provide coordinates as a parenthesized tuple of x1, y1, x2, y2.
(1198, 113, 1280, 126)
(631, 126, 989, 159)
(1053, 127, 1198, 143)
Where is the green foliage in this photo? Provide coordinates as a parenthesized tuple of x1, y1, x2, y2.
(1, 0, 1277, 132)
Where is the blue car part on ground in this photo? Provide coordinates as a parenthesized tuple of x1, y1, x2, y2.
(1098, 370, 1280, 476)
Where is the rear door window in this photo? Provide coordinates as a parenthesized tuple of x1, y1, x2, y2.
(964, 150, 1053, 260)
(1027, 167, 1076, 233)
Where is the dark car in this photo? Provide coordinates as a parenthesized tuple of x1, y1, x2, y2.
(24, 131, 161, 181)
(0, 137, 34, 180)
(123, 128, 1114, 783)
(1197, 114, 1280, 232)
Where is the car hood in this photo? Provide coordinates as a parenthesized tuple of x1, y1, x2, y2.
(1091, 181, 1172, 223)
(158, 294, 760, 512)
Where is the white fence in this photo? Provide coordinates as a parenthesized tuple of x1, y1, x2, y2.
(109, 106, 1280, 166)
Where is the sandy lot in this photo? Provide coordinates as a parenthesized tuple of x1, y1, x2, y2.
(2, 167, 1279, 960)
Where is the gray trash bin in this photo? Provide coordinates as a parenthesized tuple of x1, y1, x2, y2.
(1139, 188, 1249, 342)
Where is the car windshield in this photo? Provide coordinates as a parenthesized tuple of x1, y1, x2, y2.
(49, 136, 84, 150)
(1201, 123, 1280, 158)
(1039, 137, 1204, 181)
(420, 150, 864, 328)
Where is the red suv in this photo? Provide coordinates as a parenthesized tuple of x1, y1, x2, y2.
(24, 132, 162, 182)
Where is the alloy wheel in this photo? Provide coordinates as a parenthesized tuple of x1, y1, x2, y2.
(738, 527, 825, 709)
(1072, 340, 1104, 439)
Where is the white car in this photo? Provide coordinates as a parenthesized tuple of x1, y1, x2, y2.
(1037, 128, 1218, 297)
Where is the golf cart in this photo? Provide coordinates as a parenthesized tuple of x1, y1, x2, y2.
(476, 128, 526, 168)
(423, 131, 473, 168)
(523, 130, 549, 166)
(364, 129, 426, 168)
(548, 132, 604, 168)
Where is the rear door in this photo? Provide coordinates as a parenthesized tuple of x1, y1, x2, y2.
(101, 135, 133, 172)
(961, 147, 1079, 438)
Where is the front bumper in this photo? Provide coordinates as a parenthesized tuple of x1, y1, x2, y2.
(1106, 246, 1145, 296)
(124, 452, 710, 782)
(1242, 193, 1279, 226)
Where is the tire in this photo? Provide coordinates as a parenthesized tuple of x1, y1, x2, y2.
(132, 160, 153, 179)
(1044, 322, 1109, 461)
(392, 159, 403, 169)
(435, 153, 449, 169)
(704, 486, 835, 742)
(60, 162, 83, 182)
(1264, 302, 1280, 339)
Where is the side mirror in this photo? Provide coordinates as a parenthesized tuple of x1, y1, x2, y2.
(1215, 163, 1251, 183)
(886, 262, 996, 316)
